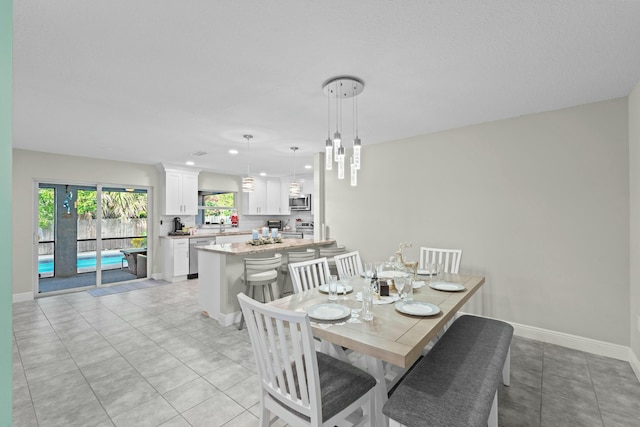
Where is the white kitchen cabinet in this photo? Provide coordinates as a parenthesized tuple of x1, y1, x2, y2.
(162, 168, 199, 215)
(243, 179, 267, 215)
(243, 178, 291, 215)
(162, 238, 190, 282)
(280, 180, 291, 215)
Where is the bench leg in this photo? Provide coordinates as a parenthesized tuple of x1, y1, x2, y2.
(502, 346, 511, 386)
(488, 391, 498, 427)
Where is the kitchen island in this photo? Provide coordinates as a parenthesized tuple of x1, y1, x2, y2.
(196, 238, 336, 326)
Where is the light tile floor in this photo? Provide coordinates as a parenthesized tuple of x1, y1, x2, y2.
(12, 280, 640, 426)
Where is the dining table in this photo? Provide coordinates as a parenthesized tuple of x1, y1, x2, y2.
(267, 272, 485, 426)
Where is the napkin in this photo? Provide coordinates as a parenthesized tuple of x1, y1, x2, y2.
(355, 292, 400, 305)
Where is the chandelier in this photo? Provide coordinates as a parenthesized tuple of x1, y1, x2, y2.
(241, 134, 254, 192)
(323, 76, 364, 186)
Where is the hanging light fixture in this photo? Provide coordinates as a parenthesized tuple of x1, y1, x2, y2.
(323, 76, 364, 186)
(289, 147, 301, 196)
(241, 134, 254, 192)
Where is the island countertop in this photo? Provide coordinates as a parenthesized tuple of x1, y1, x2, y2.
(159, 230, 253, 239)
(196, 238, 335, 256)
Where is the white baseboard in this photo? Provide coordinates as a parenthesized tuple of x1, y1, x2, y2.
(630, 349, 640, 381)
(218, 311, 242, 327)
(510, 320, 630, 361)
(13, 292, 34, 303)
(151, 273, 163, 280)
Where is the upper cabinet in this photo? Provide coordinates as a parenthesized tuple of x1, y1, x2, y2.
(161, 166, 200, 215)
(243, 178, 290, 215)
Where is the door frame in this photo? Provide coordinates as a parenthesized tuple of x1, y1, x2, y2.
(32, 178, 154, 297)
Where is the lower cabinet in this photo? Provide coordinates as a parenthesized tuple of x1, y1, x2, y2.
(162, 238, 189, 282)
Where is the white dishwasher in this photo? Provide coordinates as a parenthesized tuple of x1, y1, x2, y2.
(189, 237, 216, 279)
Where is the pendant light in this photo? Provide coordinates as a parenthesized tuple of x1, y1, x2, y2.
(322, 76, 364, 186)
(289, 147, 301, 197)
(241, 134, 254, 192)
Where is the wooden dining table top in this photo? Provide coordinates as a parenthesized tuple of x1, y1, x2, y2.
(267, 274, 485, 369)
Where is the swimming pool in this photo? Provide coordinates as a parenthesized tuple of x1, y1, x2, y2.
(38, 252, 125, 274)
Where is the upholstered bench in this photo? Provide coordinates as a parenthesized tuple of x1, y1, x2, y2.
(382, 315, 513, 427)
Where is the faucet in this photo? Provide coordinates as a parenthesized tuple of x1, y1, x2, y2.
(219, 219, 225, 232)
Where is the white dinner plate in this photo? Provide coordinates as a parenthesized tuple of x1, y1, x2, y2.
(377, 271, 410, 279)
(355, 292, 400, 305)
(412, 280, 426, 289)
(395, 301, 441, 316)
(307, 304, 351, 321)
(429, 282, 466, 292)
(318, 284, 353, 294)
(417, 269, 435, 276)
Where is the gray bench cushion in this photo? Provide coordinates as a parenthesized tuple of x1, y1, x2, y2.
(383, 315, 513, 427)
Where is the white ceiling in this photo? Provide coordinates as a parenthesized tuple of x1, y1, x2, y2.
(12, 1, 640, 178)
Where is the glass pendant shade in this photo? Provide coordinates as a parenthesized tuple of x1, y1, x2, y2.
(333, 135, 341, 162)
(242, 176, 255, 192)
(337, 146, 345, 180)
(325, 138, 333, 170)
(350, 157, 357, 186)
(289, 181, 301, 197)
(353, 137, 361, 170)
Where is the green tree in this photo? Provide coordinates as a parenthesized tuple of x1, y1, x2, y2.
(101, 192, 147, 219)
(38, 188, 54, 229)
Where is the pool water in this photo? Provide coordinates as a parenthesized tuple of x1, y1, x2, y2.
(38, 252, 125, 274)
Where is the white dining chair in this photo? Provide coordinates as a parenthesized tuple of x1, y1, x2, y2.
(419, 247, 462, 274)
(288, 257, 331, 293)
(237, 293, 376, 426)
(238, 253, 282, 330)
(318, 245, 346, 275)
(334, 250, 363, 281)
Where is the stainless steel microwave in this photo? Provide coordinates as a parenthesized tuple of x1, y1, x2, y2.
(289, 194, 311, 211)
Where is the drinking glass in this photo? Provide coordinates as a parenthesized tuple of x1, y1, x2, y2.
(364, 262, 374, 280)
(328, 275, 338, 301)
(395, 276, 406, 299)
(361, 283, 374, 321)
(436, 263, 445, 282)
(404, 278, 414, 301)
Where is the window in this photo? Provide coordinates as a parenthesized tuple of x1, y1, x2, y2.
(197, 192, 235, 224)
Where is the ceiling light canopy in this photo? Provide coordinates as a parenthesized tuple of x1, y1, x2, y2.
(323, 76, 364, 187)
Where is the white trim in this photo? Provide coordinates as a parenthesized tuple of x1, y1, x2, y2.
(218, 310, 242, 327)
(511, 320, 630, 361)
(13, 292, 34, 303)
(630, 349, 640, 382)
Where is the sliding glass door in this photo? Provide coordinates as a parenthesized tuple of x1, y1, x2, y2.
(37, 182, 149, 294)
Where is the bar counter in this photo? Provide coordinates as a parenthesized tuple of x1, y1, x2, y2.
(196, 238, 335, 326)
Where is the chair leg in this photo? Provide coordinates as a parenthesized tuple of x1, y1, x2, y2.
(488, 391, 498, 427)
(502, 346, 511, 386)
(267, 282, 276, 301)
(238, 285, 251, 331)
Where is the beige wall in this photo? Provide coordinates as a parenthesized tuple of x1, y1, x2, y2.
(630, 81, 640, 359)
(12, 149, 159, 295)
(325, 99, 630, 345)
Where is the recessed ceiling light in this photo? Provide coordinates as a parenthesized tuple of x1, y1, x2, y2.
(229, 149, 239, 155)
(185, 161, 195, 166)
(259, 172, 267, 177)
(304, 164, 312, 169)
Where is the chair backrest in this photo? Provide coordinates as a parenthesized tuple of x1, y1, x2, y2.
(288, 257, 331, 293)
(419, 247, 462, 274)
(334, 251, 363, 280)
(286, 249, 317, 264)
(318, 245, 347, 263)
(244, 253, 282, 277)
(237, 293, 323, 423)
